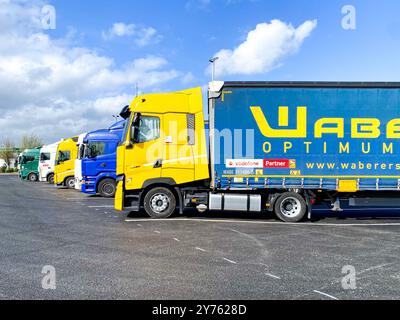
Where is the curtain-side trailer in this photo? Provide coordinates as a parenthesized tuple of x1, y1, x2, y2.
(115, 81, 400, 222)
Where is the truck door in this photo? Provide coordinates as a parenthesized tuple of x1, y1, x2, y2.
(39, 151, 51, 179)
(86, 141, 115, 175)
(162, 113, 195, 183)
(124, 113, 164, 190)
(57, 150, 72, 176)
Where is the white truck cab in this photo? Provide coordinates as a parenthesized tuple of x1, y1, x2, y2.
(17, 152, 23, 170)
(74, 133, 87, 190)
(38, 142, 60, 183)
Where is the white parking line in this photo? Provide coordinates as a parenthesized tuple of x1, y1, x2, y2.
(137, 224, 143, 227)
(66, 198, 110, 201)
(223, 258, 237, 264)
(126, 218, 190, 222)
(313, 208, 400, 211)
(265, 273, 281, 280)
(195, 247, 206, 252)
(173, 238, 180, 242)
(125, 218, 400, 227)
(154, 230, 161, 234)
(313, 290, 339, 300)
(88, 205, 114, 208)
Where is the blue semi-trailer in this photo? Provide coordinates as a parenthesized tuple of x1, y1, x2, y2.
(207, 81, 400, 221)
(81, 120, 125, 197)
(115, 81, 400, 222)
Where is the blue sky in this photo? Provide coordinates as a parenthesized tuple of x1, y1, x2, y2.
(2, 0, 400, 143)
(51, 0, 400, 88)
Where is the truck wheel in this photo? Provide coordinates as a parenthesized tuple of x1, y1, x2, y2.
(98, 179, 116, 198)
(274, 192, 307, 222)
(143, 187, 176, 219)
(65, 177, 75, 189)
(28, 173, 38, 182)
(47, 173, 54, 184)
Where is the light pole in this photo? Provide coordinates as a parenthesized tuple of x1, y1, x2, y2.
(135, 82, 139, 98)
(209, 56, 219, 82)
(112, 115, 120, 123)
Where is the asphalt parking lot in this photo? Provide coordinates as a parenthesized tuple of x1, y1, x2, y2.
(1, 175, 400, 300)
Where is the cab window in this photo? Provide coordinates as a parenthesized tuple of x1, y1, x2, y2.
(58, 151, 70, 162)
(40, 153, 51, 161)
(136, 116, 160, 143)
(22, 156, 35, 164)
(88, 142, 106, 157)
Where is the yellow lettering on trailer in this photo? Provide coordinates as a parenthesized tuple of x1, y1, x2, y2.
(315, 118, 344, 138)
(351, 119, 381, 138)
(250, 106, 307, 138)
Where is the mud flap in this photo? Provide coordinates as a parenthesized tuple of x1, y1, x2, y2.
(115, 180, 124, 211)
(305, 193, 313, 220)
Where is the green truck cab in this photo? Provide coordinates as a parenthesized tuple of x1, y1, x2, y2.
(19, 148, 41, 181)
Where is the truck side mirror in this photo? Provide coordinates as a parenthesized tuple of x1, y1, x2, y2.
(119, 105, 131, 120)
(131, 113, 141, 144)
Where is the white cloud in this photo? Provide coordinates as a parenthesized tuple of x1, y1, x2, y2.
(102, 22, 135, 39)
(0, 0, 178, 144)
(136, 27, 161, 47)
(181, 72, 196, 85)
(92, 94, 134, 116)
(209, 19, 317, 76)
(102, 22, 162, 47)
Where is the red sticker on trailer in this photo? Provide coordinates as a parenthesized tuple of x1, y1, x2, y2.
(263, 159, 290, 168)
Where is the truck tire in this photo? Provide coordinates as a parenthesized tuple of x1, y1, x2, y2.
(98, 178, 116, 198)
(274, 192, 307, 222)
(28, 172, 38, 182)
(65, 177, 75, 189)
(47, 173, 54, 184)
(143, 187, 176, 219)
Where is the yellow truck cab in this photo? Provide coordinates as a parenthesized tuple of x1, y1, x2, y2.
(115, 87, 209, 217)
(54, 136, 79, 188)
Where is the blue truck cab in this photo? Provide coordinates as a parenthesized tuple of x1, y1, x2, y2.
(81, 120, 125, 197)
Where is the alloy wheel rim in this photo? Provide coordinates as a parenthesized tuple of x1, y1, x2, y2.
(150, 193, 169, 213)
(102, 183, 114, 195)
(280, 197, 301, 217)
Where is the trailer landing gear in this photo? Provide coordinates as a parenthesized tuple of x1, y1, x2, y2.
(331, 198, 343, 212)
